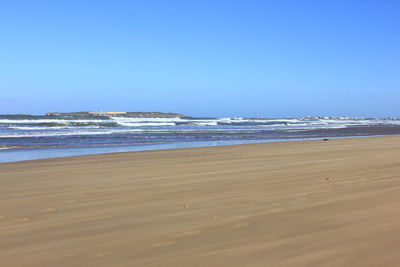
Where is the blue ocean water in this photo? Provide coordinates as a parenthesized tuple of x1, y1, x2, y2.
(1, 115, 400, 162)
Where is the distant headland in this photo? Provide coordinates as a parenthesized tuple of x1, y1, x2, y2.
(45, 111, 189, 118)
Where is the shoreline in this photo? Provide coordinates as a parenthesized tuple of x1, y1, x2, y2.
(1, 134, 399, 164)
(2, 135, 400, 266)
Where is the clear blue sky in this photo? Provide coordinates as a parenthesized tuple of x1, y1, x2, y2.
(1, 0, 399, 117)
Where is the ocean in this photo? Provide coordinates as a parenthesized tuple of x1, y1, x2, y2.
(1, 114, 400, 162)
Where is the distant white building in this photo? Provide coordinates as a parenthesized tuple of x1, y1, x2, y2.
(88, 112, 127, 117)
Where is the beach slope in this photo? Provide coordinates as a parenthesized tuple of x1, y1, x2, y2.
(1, 137, 400, 266)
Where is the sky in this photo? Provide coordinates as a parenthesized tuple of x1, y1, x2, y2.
(0, 0, 399, 117)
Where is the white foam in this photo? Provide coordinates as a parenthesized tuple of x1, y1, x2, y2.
(115, 122, 176, 127)
(7, 125, 100, 130)
(192, 122, 218, 126)
(110, 117, 184, 123)
(0, 128, 144, 138)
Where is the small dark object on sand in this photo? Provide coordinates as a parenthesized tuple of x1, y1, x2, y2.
(323, 138, 329, 141)
(326, 177, 331, 181)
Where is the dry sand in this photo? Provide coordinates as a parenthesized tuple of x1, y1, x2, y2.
(1, 136, 400, 266)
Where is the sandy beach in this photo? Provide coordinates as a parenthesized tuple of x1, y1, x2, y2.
(1, 136, 400, 266)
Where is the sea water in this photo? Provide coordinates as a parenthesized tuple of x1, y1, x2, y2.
(1, 115, 400, 162)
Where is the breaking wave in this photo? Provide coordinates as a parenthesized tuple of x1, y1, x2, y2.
(1, 115, 400, 140)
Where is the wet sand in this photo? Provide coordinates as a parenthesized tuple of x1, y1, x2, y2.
(1, 136, 400, 266)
